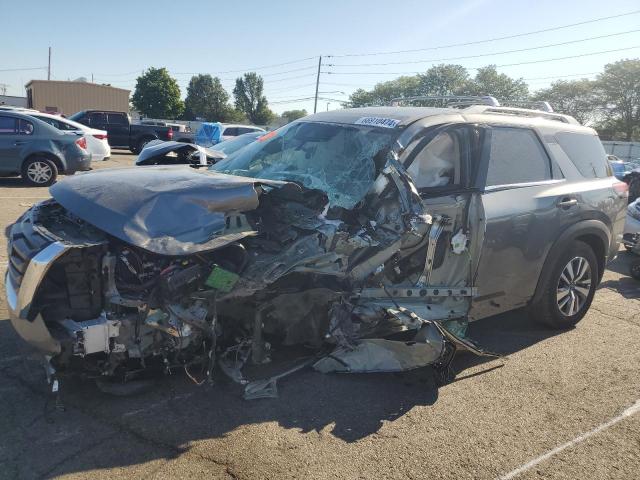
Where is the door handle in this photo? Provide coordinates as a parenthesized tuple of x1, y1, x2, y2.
(557, 197, 578, 209)
(14, 141, 26, 146)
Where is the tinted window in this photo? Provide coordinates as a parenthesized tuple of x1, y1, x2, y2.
(237, 127, 260, 135)
(486, 127, 551, 186)
(68, 112, 87, 124)
(89, 112, 107, 125)
(35, 116, 77, 131)
(107, 113, 128, 125)
(0, 116, 17, 134)
(556, 132, 608, 178)
(18, 119, 34, 135)
(223, 127, 238, 136)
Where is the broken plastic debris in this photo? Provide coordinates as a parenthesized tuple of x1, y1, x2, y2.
(451, 229, 467, 254)
(205, 265, 240, 292)
(243, 358, 315, 400)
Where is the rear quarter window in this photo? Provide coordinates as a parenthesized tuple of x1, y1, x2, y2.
(107, 113, 128, 125)
(555, 132, 609, 178)
(486, 127, 551, 187)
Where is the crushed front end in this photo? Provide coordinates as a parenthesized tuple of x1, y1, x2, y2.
(6, 120, 493, 397)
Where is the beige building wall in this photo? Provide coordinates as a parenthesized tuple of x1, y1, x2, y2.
(25, 80, 130, 115)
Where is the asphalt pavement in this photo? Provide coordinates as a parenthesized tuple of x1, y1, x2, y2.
(0, 151, 639, 479)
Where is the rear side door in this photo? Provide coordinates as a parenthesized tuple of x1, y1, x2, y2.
(0, 115, 24, 173)
(469, 125, 576, 320)
(105, 112, 130, 147)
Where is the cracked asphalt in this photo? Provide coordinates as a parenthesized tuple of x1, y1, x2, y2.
(1, 152, 639, 479)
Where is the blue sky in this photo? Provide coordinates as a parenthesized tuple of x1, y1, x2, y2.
(1, 0, 639, 114)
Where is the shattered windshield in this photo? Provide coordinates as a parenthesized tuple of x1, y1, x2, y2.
(211, 121, 395, 209)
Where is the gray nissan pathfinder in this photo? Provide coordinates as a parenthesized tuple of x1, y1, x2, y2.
(4, 98, 627, 394)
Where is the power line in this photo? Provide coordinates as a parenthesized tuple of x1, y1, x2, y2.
(265, 82, 317, 93)
(173, 65, 317, 79)
(185, 56, 316, 75)
(0, 66, 47, 72)
(328, 29, 640, 67)
(326, 9, 640, 58)
(323, 45, 640, 75)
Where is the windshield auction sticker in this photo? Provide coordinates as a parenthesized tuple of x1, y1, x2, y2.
(354, 117, 401, 128)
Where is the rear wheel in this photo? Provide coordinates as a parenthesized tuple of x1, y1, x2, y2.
(132, 137, 154, 154)
(21, 156, 58, 187)
(530, 240, 598, 329)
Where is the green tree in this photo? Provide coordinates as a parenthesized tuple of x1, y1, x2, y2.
(281, 109, 308, 122)
(233, 72, 274, 124)
(131, 67, 184, 119)
(532, 79, 600, 125)
(184, 74, 234, 122)
(467, 65, 529, 100)
(597, 59, 640, 141)
(418, 64, 470, 98)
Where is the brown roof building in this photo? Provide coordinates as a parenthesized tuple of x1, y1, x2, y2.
(25, 80, 130, 115)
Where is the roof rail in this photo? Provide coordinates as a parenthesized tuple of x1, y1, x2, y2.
(462, 105, 580, 125)
(390, 95, 500, 108)
(497, 100, 554, 113)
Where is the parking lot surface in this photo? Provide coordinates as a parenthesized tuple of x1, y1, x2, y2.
(1, 151, 639, 480)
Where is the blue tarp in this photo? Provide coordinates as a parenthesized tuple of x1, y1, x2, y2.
(195, 122, 223, 147)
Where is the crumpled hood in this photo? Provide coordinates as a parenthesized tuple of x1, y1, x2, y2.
(50, 166, 290, 255)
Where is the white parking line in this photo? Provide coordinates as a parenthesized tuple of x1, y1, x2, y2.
(497, 399, 640, 480)
(0, 197, 49, 199)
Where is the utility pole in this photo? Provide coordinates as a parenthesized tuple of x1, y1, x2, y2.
(313, 56, 322, 114)
(47, 47, 51, 80)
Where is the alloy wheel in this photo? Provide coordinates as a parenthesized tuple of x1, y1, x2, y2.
(26, 161, 53, 184)
(556, 256, 592, 316)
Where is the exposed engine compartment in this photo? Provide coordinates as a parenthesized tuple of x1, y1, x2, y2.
(9, 162, 492, 397)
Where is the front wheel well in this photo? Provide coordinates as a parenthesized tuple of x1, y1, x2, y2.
(575, 233, 606, 284)
(24, 152, 64, 173)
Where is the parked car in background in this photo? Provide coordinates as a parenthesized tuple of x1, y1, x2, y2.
(0, 110, 91, 186)
(135, 132, 262, 166)
(623, 167, 640, 204)
(69, 110, 173, 153)
(135, 140, 225, 166)
(220, 124, 265, 140)
(214, 131, 263, 155)
(607, 154, 628, 181)
(28, 112, 111, 161)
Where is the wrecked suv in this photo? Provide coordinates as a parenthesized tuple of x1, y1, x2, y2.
(5, 104, 627, 394)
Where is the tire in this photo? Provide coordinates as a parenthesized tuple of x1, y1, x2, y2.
(134, 137, 154, 154)
(630, 259, 640, 281)
(21, 156, 58, 187)
(529, 240, 598, 329)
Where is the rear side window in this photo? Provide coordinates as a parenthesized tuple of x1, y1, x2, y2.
(36, 116, 76, 131)
(486, 127, 551, 187)
(555, 132, 608, 178)
(0, 116, 17, 134)
(223, 127, 238, 136)
(107, 113, 127, 125)
(18, 119, 34, 135)
(89, 112, 107, 125)
(237, 127, 259, 135)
